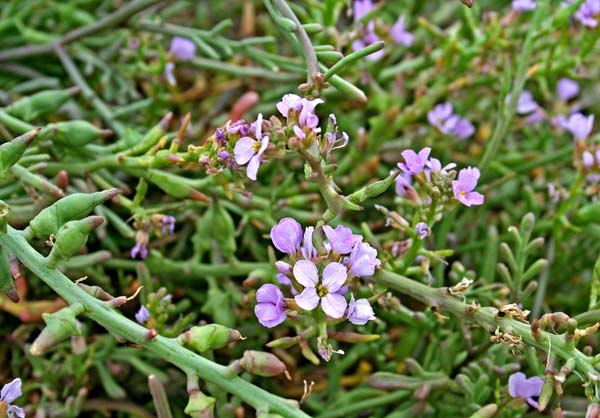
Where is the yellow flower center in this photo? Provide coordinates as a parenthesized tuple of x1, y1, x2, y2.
(459, 190, 467, 197)
(316, 284, 328, 297)
(252, 140, 262, 152)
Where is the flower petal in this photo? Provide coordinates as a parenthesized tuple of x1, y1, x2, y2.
(256, 284, 283, 305)
(7, 405, 25, 418)
(322, 262, 347, 292)
(234, 137, 257, 165)
(321, 292, 347, 319)
(1, 378, 21, 403)
(295, 287, 320, 311)
(255, 303, 286, 328)
(293, 260, 319, 287)
(246, 155, 261, 181)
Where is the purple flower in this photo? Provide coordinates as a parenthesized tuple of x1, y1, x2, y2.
(161, 215, 176, 235)
(512, 0, 536, 12)
(164, 62, 176, 86)
(130, 242, 148, 259)
(234, 113, 269, 180)
(215, 127, 225, 142)
(1, 378, 24, 418)
(294, 260, 348, 318)
(298, 98, 324, 130)
(506, 91, 538, 114)
(276, 94, 303, 118)
(135, 306, 150, 324)
(323, 225, 362, 255)
(557, 78, 579, 101)
(559, 112, 594, 141)
(347, 294, 376, 325)
(270, 218, 303, 255)
(353, 0, 375, 22)
(255, 284, 287, 328)
(427, 103, 454, 129)
(426, 158, 456, 175)
(398, 147, 431, 175)
(574, 0, 600, 27)
(170, 37, 196, 61)
(347, 242, 381, 277)
(395, 172, 412, 196)
(352, 22, 385, 62)
(226, 120, 244, 135)
(508, 372, 543, 408)
(218, 150, 230, 160)
(301, 226, 318, 260)
(391, 16, 414, 46)
(415, 222, 429, 239)
(452, 167, 485, 207)
(451, 118, 475, 140)
(583, 150, 595, 168)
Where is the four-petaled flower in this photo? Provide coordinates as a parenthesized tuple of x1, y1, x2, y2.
(453, 167, 485, 207)
(135, 306, 150, 324)
(1, 378, 24, 418)
(347, 242, 381, 277)
(398, 147, 431, 175)
(255, 284, 287, 328)
(347, 294, 376, 325)
(557, 78, 579, 101)
(506, 91, 538, 115)
(234, 113, 269, 180)
(508, 372, 543, 408)
(294, 260, 348, 318)
(391, 16, 414, 46)
(416, 222, 429, 239)
(169, 37, 196, 61)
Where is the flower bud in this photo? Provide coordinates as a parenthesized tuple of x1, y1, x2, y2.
(537, 375, 554, 412)
(185, 391, 216, 418)
(30, 304, 84, 355)
(25, 189, 119, 239)
(145, 170, 209, 202)
(179, 324, 242, 352)
(6, 88, 79, 121)
(0, 128, 40, 174)
(47, 216, 104, 265)
(468, 404, 498, 418)
(42, 120, 112, 146)
(239, 350, 286, 377)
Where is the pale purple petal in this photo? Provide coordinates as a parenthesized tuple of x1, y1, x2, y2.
(170, 37, 196, 61)
(508, 372, 543, 408)
(256, 283, 283, 305)
(164, 62, 176, 86)
(276, 94, 303, 118)
(293, 260, 319, 287)
(246, 154, 261, 180)
(512, 0, 536, 12)
(321, 292, 347, 319)
(271, 218, 303, 255)
(295, 287, 320, 311)
(135, 306, 150, 324)
(1, 378, 21, 403)
(354, 0, 375, 22)
(583, 151, 595, 168)
(391, 16, 414, 46)
(347, 294, 376, 325)
(456, 167, 480, 192)
(348, 242, 381, 277)
(557, 78, 579, 101)
(301, 226, 317, 260)
(255, 303, 287, 328)
(234, 137, 257, 165)
(323, 225, 362, 254)
(322, 262, 347, 292)
(7, 405, 25, 418)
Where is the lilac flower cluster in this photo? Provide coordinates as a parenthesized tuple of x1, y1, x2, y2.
(0, 378, 24, 418)
(130, 214, 177, 260)
(397, 147, 484, 207)
(276, 93, 324, 141)
(351, 0, 414, 61)
(254, 218, 380, 328)
(427, 103, 475, 140)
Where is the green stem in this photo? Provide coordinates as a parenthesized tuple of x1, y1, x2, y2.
(0, 226, 310, 418)
(272, 0, 319, 83)
(316, 390, 410, 418)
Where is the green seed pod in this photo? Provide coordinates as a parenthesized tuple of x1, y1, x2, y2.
(179, 324, 242, 353)
(47, 216, 104, 265)
(239, 350, 286, 377)
(467, 404, 498, 418)
(0, 128, 40, 174)
(30, 303, 84, 355)
(184, 391, 216, 418)
(0, 246, 17, 303)
(5, 88, 78, 121)
(42, 120, 112, 147)
(144, 169, 209, 202)
(25, 189, 119, 239)
(574, 202, 600, 225)
(537, 376, 554, 412)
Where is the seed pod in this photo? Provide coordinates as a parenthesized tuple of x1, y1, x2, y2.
(184, 391, 216, 418)
(41, 120, 112, 147)
(0, 128, 40, 174)
(6, 88, 78, 121)
(239, 350, 286, 377)
(468, 404, 497, 418)
(144, 169, 209, 202)
(179, 324, 242, 352)
(0, 246, 18, 303)
(47, 216, 104, 265)
(30, 303, 84, 355)
(25, 189, 119, 239)
(537, 375, 554, 412)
